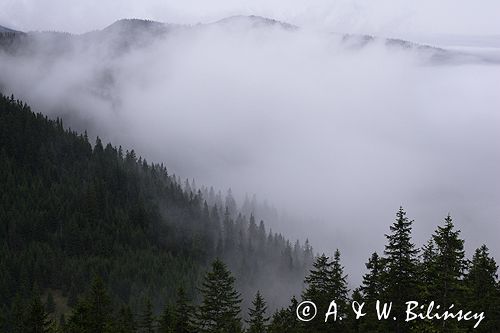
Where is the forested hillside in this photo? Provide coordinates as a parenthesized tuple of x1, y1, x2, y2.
(1, 94, 499, 333)
(0, 94, 313, 331)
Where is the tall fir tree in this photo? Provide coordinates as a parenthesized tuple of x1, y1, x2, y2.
(158, 303, 175, 333)
(302, 250, 349, 332)
(246, 291, 269, 333)
(381, 207, 419, 333)
(25, 292, 52, 333)
(66, 276, 113, 333)
(173, 287, 194, 333)
(464, 245, 500, 332)
(432, 215, 466, 307)
(196, 259, 242, 333)
(139, 298, 155, 333)
(359, 252, 385, 332)
(267, 296, 301, 333)
(116, 305, 136, 333)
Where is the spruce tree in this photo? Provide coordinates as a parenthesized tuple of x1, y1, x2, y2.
(45, 292, 56, 314)
(196, 259, 242, 333)
(173, 287, 194, 333)
(432, 215, 466, 308)
(359, 252, 384, 332)
(381, 207, 419, 333)
(267, 296, 300, 333)
(87, 276, 113, 332)
(139, 299, 155, 333)
(66, 276, 113, 333)
(246, 291, 269, 333)
(158, 303, 175, 333)
(116, 305, 136, 333)
(9, 294, 26, 333)
(25, 293, 52, 333)
(465, 245, 500, 332)
(302, 250, 349, 332)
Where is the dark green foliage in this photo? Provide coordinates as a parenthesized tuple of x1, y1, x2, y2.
(66, 276, 113, 333)
(173, 287, 194, 333)
(302, 249, 349, 332)
(116, 305, 136, 333)
(432, 215, 466, 306)
(359, 252, 384, 332)
(417, 215, 467, 332)
(157, 288, 195, 333)
(267, 296, 300, 333)
(0, 93, 310, 330)
(158, 304, 175, 333)
(1, 94, 500, 332)
(25, 292, 52, 333)
(196, 259, 242, 333)
(381, 207, 419, 333)
(45, 292, 55, 314)
(139, 299, 155, 333)
(464, 245, 500, 332)
(246, 291, 269, 333)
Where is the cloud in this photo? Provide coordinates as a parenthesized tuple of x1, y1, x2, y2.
(0, 19, 499, 285)
(1, 0, 500, 37)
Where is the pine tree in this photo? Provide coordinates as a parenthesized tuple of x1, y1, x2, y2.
(139, 299, 155, 333)
(9, 294, 26, 333)
(359, 252, 384, 332)
(419, 239, 438, 301)
(173, 287, 194, 333)
(196, 259, 242, 333)
(116, 305, 136, 333)
(66, 276, 113, 333)
(268, 296, 301, 333)
(432, 215, 466, 308)
(45, 292, 56, 314)
(464, 245, 500, 332)
(246, 291, 269, 333)
(25, 292, 52, 333)
(87, 276, 113, 332)
(381, 207, 419, 333)
(158, 303, 175, 333)
(302, 250, 349, 332)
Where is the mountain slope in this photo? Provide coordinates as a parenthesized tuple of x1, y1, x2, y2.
(0, 25, 20, 33)
(0, 16, 488, 63)
(0, 94, 312, 319)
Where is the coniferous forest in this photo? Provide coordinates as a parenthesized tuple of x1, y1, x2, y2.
(1, 93, 500, 333)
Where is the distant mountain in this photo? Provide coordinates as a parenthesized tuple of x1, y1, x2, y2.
(0, 25, 21, 33)
(0, 16, 493, 64)
(213, 15, 298, 30)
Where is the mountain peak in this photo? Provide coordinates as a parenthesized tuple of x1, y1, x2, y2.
(0, 24, 21, 34)
(102, 18, 168, 35)
(213, 15, 297, 30)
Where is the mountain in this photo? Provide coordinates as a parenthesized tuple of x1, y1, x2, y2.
(0, 25, 21, 34)
(213, 15, 298, 30)
(0, 94, 313, 321)
(0, 16, 489, 64)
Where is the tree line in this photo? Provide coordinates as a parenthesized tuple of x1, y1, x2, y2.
(6, 208, 500, 332)
(1, 93, 499, 332)
(0, 93, 311, 331)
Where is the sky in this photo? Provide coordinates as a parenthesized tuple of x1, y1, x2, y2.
(1, 1, 499, 286)
(2, 0, 500, 39)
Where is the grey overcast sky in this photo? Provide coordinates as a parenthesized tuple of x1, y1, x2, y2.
(2, 0, 500, 37)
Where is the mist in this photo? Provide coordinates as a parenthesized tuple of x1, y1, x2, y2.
(1, 17, 499, 287)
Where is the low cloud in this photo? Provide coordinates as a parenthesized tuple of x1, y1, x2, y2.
(1, 18, 499, 285)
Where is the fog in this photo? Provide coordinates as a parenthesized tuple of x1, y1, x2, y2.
(2, 0, 500, 37)
(1, 15, 499, 286)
